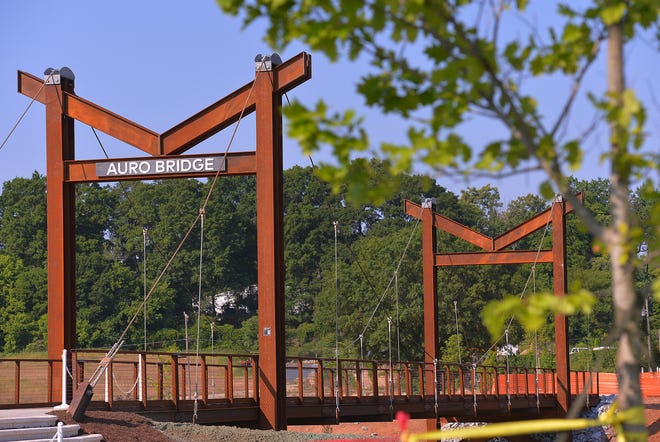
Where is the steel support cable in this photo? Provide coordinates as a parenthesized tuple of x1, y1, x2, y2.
(282, 90, 408, 362)
(505, 329, 511, 411)
(472, 363, 478, 415)
(280, 93, 385, 309)
(90, 127, 200, 316)
(193, 208, 205, 424)
(83, 61, 259, 363)
(473, 202, 556, 366)
(454, 299, 462, 364)
(333, 220, 341, 422)
(200, 62, 259, 210)
(340, 206, 423, 357)
(0, 72, 54, 153)
(143, 227, 148, 352)
(112, 212, 202, 356)
(532, 265, 540, 410)
(395, 270, 400, 362)
(433, 358, 438, 416)
(169, 64, 260, 422)
(387, 316, 394, 417)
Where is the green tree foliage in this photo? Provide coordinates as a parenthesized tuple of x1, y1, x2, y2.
(0, 172, 47, 267)
(0, 169, 656, 387)
(216, 1, 660, 433)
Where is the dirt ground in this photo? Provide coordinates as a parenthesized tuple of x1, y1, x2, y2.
(52, 396, 660, 441)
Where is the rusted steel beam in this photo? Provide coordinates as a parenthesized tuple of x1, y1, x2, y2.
(420, 201, 439, 432)
(65, 93, 160, 156)
(160, 83, 257, 156)
(65, 151, 256, 183)
(434, 250, 553, 266)
(405, 200, 493, 250)
(18, 71, 160, 155)
(255, 63, 287, 430)
(161, 52, 311, 156)
(552, 199, 570, 415)
(271, 51, 312, 94)
(44, 73, 77, 404)
(17, 71, 48, 103)
(421, 203, 438, 386)
(493, 193, 583, 251)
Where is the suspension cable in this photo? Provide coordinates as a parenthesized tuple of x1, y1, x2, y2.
(473, 202, 556, 366)
(533, 265, 540, 410)
(193, 208, 205, 424)
(454, 299, 462, 364)
(340, 205, 423, 356)
(505, 329, 511, 412)
(81, 59, 263, 390)
(395, 270, 400, 362)
(333, 220, 340, 422)
(387, 316, 394, 417)
(143, 227, 148, 352)
(0, 72, 54, 153)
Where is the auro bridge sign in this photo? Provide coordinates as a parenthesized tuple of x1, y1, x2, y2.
(96, 155, 226, 177)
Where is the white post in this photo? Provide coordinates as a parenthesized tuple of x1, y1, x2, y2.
(53, 349, 69, 410)
(57, 421, 64, 442)
(105, 369, 109, 402)
(138, 354, 143, 402)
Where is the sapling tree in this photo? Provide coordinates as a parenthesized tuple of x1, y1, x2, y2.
(217, 0, 660, 437)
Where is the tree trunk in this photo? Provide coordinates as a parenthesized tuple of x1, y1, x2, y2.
(607, 20, 647, 440)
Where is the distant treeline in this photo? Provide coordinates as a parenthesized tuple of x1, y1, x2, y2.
(0, 162, 656, 370)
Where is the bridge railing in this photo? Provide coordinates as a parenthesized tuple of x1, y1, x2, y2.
(0, 351, 600, 409)
(284, 357, 434, 401)
(71, 349, 259, 407)
(0, 357, 56, 406)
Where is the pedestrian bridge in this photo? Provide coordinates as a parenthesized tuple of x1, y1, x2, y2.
(1, 349, 600, 426)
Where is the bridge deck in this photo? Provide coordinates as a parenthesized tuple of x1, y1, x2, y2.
(0, 350, 601, 426)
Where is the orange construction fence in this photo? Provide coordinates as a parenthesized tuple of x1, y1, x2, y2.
(493, 372, 660, 397)
(597, 372, 660, 397)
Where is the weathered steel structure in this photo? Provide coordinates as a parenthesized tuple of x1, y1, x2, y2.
(15, 53, 589, 429)
(17, 52, 311, 430)
(405, 194, 582, 427)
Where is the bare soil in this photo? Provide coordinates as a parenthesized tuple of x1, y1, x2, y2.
(52, 397, 660, 441)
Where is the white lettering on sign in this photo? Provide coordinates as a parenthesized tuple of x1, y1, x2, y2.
(96, 156, 225, 178)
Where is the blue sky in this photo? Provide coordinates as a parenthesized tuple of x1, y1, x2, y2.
(1, 1, 658, 205)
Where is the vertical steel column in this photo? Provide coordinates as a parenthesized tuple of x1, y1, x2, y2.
(552, 197, 570, 414)
(45, 70, 76, 401)
(255, 61, 287, 430)
(421, 199, 438, 431)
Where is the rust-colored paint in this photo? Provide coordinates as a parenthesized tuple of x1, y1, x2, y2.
(552, 199, 570, 414)
(255, 66, 287, 430)
(434, 250, 554, 266)
(405, 196, 577, 417)
(66, 94, 160, 155)
(17, 71, 48, 104)
(493, 195, 582, 250)
(161, 83, 257, 155)
(18, 53, 311, 426)
(44, 75, 77, 402)
(421, 202, 438, 432)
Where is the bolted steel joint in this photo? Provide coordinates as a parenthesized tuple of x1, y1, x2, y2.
(421, 197, 436, 209)
(254, 53, 282, 72)
(44, 67, 75, 85)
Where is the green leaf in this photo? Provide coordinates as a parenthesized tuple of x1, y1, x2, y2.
(539, 181, 555, 199)
(600, 3, 627, 25)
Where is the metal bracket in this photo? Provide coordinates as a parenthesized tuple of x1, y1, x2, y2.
(255, 53, 282, 72)
(421, 197, 436, 209)
(44, 67, 75, 84)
